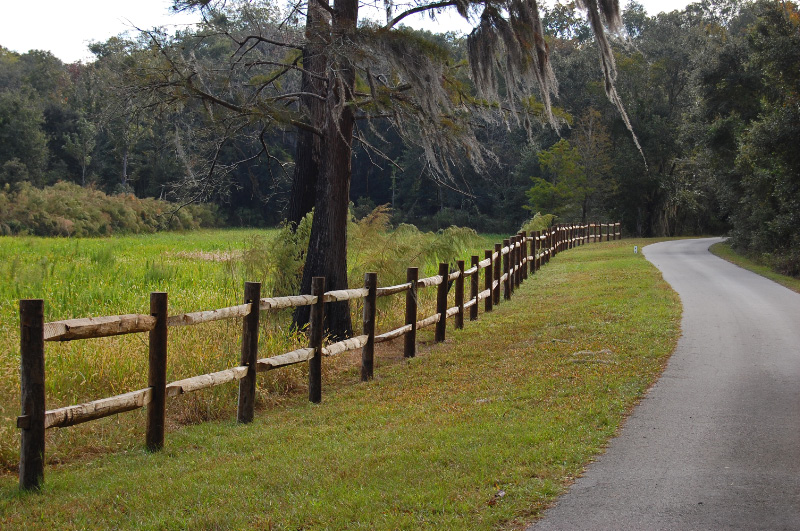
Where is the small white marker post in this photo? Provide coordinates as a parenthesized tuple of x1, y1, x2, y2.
(634, 245, 639, 254)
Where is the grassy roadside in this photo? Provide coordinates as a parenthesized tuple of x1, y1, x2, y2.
(709, 242, 800, 294)
(0, 238, 680, 530)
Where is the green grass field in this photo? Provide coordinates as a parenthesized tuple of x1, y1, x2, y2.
(0, 229, 273, 468)
(0, 236, 680, 529)
(0, 225, 494, 470)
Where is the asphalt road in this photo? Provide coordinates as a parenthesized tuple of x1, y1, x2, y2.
(529, 238, 800, 530)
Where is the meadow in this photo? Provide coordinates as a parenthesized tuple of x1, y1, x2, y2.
(0, 218, 493, 470)
(0, 236, 681, 529)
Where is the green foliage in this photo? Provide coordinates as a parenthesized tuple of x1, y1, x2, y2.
(240, 211, 314, 296)
(347, 204, 484, 287)
(698, 0, 800, 276)
(0, 181, 221, 236)
(525, 139, 585, 218)
(0, 90, 48, 184)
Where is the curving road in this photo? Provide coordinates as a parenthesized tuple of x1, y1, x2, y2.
(529, 238, 800, 530)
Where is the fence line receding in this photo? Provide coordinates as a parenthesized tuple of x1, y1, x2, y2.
(16, 222, 621, 490)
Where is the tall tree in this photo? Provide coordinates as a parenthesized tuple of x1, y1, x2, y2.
(149, 0, 635, 338)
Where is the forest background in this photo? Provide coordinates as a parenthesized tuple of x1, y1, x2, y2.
(1, 0, 798, 276)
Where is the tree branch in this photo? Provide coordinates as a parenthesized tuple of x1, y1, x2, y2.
(386, 1, 459, 29)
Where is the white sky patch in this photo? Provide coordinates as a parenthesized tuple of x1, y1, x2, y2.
(1, 0, 693, 64)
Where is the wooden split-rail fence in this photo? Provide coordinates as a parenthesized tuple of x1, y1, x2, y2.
(16, 222, 621, 490)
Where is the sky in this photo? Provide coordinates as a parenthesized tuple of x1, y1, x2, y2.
(1, 0, 693, 64)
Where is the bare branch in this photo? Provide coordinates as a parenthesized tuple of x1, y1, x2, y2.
(386, 1, 459, 29)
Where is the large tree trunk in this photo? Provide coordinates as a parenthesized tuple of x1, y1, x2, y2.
(286, 0, 329, 227)
(294, 0, 358, 340)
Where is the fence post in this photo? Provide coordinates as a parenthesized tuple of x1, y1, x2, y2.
(361, 272, 377, 382)
(237, 281, 261, 424)
(521, 232, 528, 281)
(147, 292, 168, 452)
(514, 235, 521, 289)
(404, 267, 418, 358)
(493, 243, 501, 305)
(508, 236, 515, 292)
(542, 231, 547, 265)
(435, 262, 449, 342)
(470, 256, 479, 321)
(503, 239, 511, 300)
(455, 260, 465, 330)
(19, 299, 45, 491)
(511, 236, 517, 289)
(308, 277, 325, 403)
(484, 250, 493, 313)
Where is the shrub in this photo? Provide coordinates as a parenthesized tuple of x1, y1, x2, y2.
(0, 181, 222, 236)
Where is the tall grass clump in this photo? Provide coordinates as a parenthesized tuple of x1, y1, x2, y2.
(520, 212, 556, 234)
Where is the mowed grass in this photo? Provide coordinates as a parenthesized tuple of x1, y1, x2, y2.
(0, 238, 680, 529)
(709, 242, 800, 294)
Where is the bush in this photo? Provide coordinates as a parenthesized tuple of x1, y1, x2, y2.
(0, 181, 222, 236)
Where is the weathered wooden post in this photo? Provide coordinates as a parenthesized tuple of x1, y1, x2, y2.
(547, 228, 551, 261)
(19, 299, 45, 490)
(361, 272, 377, 382)
(308, 277, 325, 403)
(237, 282, 261, 424)
(455, 260, 465, 330)
(470, 255, 479, 321)
(435, 262, 449, 342)
(521, 232, 528, 281)
(541, 230, 546, 267)
(510, 236, 517, 289)
(503, 239, 511, 300)
(508, 236, 515, 292)
(404, 267, 418, 358)
(530, 232, 537, 274)
(484, 250, 493, 313)
(147, 292, 168, 452)
(493, 243, 501, 305)
(513, 235, 521, 288)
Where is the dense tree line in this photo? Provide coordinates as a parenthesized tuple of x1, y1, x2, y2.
(1, 0, 798, 275)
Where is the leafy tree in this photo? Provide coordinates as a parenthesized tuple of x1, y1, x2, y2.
(152, 0, 636, 338)
(526, 139, 584, 218)
(63, 116, 96, 186)
(0, 90, 48, 185)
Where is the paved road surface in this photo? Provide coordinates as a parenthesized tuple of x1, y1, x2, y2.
(529, 238, 800, 530)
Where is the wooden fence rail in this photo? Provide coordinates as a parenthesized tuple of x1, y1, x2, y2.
(16, 222, 621, 490)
